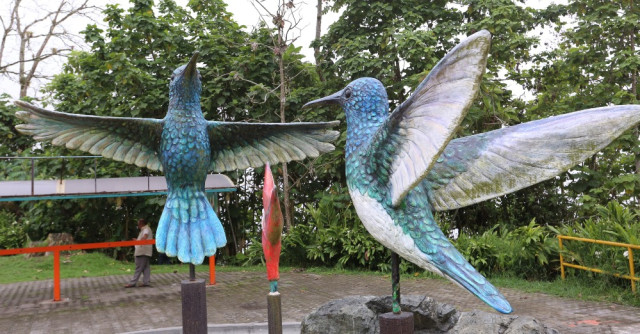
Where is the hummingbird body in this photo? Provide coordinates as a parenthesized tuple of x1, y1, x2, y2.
(158, 104, 222, 263)
(15, 53, 339, 265)
(160, 62, 210, 186)
(160, 110, 210, 186)
(154, 62, 225, 263)
(304, 30, 640, 314)
(347, 167, 512, 313)
(343, 78, 511, 312)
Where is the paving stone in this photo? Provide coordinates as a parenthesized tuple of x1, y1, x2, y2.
(0, 270, 638, 333)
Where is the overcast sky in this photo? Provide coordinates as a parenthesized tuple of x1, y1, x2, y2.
(0, 0, 564, 98)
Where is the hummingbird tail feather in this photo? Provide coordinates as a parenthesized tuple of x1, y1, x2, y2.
(156, 187, 227, 264)
(435, 247, 512, 314)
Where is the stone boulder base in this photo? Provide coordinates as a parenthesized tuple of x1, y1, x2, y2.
(44, 232, 74, 256)
(301, 295, 559, 334)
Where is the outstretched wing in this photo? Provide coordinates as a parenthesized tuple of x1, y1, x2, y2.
(427, 105, 640, 211)
(207, 120, 340, 172)
(369, 30, 491, 207)
(14, 101, 164, 171)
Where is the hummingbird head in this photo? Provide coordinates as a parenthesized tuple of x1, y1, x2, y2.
(303, 77, 389, 156)
(303, 77, 389, 123)
(169, 52, 201, 107)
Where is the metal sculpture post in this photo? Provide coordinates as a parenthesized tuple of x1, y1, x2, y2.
(182, 264, 207, 334)
(379, 252, 413, 334)
(262, 163, 284, 334)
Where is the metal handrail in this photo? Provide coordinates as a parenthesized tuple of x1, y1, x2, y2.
(0, 156, 102, 159)
(558, 235, 639, 292)
(0, 240, 217, 301)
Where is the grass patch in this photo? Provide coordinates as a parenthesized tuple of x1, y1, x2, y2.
(488, 273, 640, 308)
(0, 252, 207, 283)
(1, 254, 638, 309)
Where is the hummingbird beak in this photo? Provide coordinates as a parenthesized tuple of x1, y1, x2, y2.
(181, 52, 199, 80)
(302, 89, 344, 109)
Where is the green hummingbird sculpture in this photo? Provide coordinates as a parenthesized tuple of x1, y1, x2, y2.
(15, 52, 339, 265)
(304, 30, 640, 313)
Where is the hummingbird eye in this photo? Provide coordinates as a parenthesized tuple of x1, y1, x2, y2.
(170, 73, 176, 80)
(344, 88, 353, 99)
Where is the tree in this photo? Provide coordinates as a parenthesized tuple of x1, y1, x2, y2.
(0, 0, 96, 97)
(248, 0, 328, 231)
(525, 0, 640, 217)
(319, 0, 461, 105)
(444, 0, 569, 232)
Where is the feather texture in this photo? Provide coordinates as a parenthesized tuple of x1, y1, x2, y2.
(380, 30, 492, 207)
(427, 105, 640, 211)
(207, 121, 340, 172)
(14, 101, 164, 171)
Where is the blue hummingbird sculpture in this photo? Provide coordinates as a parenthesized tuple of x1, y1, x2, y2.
(15, 52, 339, 265)
(303, 30, 640, 314)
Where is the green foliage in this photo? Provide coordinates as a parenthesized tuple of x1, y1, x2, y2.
(232, 185, 420, 273)
(455, 226, 501, 275)
(0, 94, 36, 158)
(455, 219, 557, 280)
(0, 210, 27, 249)
(551, 201, 640, 287)
(320, 0, 460, 106)
(524, 0, 640, 220)
(508, 219, 557, 279)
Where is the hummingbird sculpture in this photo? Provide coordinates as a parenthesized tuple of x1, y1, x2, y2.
(304, 30, 640, 314)
(14, 52, 339, 265)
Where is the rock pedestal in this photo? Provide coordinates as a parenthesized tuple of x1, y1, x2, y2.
(300, 295, 559, 334)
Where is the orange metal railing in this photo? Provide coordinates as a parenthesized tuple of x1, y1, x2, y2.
(558, 235, 639, 293)
(0, 240, 216, 301)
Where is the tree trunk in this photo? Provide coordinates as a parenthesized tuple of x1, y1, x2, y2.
(1, 0, 94, 98)
(632, 0, 637, 100)
(225, 195, 238, 255)
(631, 0, 640, 207)
(314, 0, 322, 65)
(314, 0, 325, 81)
(18, 31, 27, 98)
(278, 24, 293, 232)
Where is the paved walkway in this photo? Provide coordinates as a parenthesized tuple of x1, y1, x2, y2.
(0, 270, 638, 333)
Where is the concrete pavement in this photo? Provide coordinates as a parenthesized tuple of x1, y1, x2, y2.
(0, 269, 638, 333)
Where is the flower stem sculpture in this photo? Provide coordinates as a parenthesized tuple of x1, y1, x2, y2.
(262, 163, 284, 334)
(14, 53, 339, 265)
(303, 30, 640, 314)
(262, 163, 283, 293)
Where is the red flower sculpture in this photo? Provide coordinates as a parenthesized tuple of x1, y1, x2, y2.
(262, 163, 283, 291)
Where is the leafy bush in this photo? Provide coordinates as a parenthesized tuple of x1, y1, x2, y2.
(232, 194, 637, 287)
(455, 219, 558, 280)
(550, 201, 640, 286)
(507, 219, 557, 280)
(455, 226, 501, 276)
(234, 185, 422, 273)
(0, 210, 27, 249)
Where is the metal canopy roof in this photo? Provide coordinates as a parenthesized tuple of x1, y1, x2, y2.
(0, 174, 236, 201)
